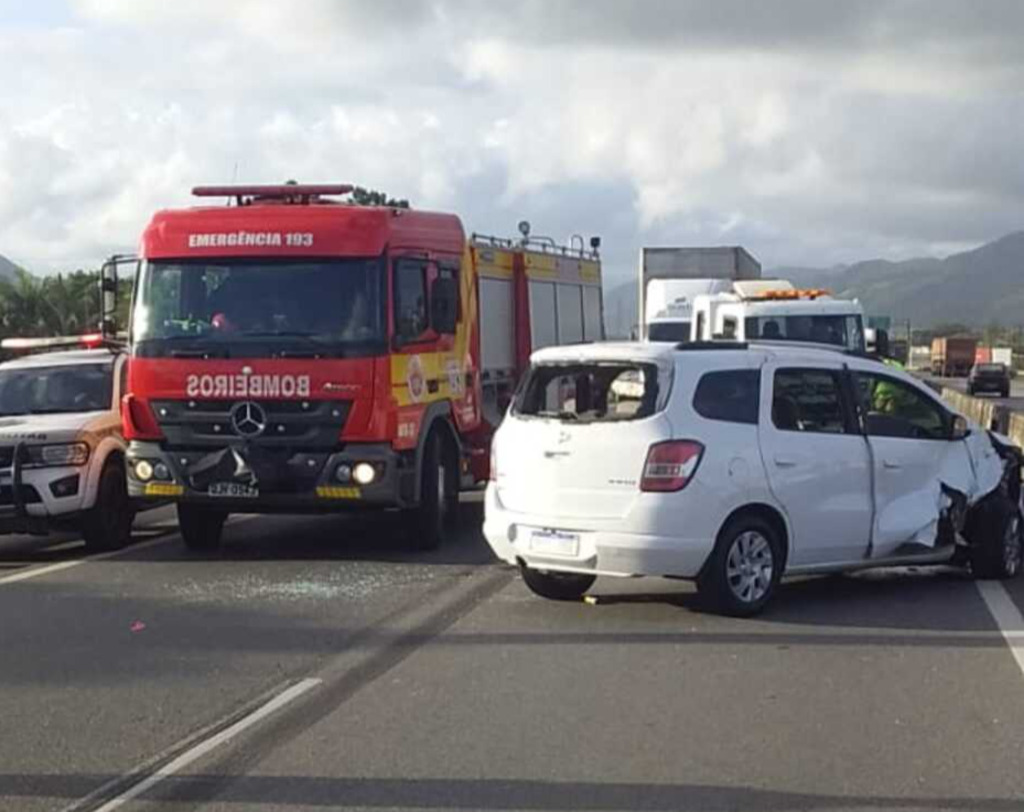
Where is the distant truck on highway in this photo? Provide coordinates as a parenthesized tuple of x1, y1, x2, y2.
(932, 337, 978, 377)
(638, 246, 761, 342)
(690, 283, 867, 351)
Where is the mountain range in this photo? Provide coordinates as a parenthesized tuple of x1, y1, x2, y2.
(604, 231, 1024, 337)
(0, 254, 20, 281)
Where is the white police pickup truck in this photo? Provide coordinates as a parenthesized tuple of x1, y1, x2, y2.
(0, 340, 134, 550)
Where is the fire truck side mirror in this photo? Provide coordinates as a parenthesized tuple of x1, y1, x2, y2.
(431, 277, 458, 335)
(100, 260, 119, 334)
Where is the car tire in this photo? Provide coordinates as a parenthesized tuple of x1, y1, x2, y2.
(178, 503, 227, 552)
(405, 431, 458, 552)
(82, 461, 134, 552)
(697, 515, 783, 617)
(520, 565, 596, 601)
(967, 495, 1022, 580)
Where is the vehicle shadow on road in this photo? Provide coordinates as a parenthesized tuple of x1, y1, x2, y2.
(588, 566, 1004, 633)
(114, 501, 498, 567)
(0, 772, 1018, 811)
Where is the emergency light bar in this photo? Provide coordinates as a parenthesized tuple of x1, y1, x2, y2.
(744, 288, 832, 301)
(192, 184, 354, 202)
(1, 334, 124, 352)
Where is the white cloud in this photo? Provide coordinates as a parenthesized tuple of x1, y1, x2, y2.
(0, 0, 1022, 277)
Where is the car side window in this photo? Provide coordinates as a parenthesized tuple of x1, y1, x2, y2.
(693, 369, 760, 425)
(772, 368, 848, 434)
(856, 372, 949, 440)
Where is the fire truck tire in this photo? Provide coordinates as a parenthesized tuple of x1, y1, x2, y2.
(82, 460, 134, 552)
(178, 504, 227, 552)
(406, 431, 458, 552)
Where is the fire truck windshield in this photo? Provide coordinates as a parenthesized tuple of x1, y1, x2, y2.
(133, 258, 386, 356)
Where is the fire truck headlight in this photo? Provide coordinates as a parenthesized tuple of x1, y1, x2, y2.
(153, 462, 171, 481)
(134, 460, 154, 482)
(352, 462, 376, 486)
(334, 464, 352, 483)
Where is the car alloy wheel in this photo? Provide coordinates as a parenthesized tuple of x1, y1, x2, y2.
(1002, 513, 1022, 577)
(725, 530, 774, 604)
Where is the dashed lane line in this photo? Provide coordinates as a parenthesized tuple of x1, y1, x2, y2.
(90, 677, 323, 812)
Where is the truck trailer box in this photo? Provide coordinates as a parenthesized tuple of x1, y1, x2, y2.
(638, 246, 761, 340)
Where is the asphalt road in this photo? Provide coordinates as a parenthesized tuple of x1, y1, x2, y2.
(4, 503, 1024, 812)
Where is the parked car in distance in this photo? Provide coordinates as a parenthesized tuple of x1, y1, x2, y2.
(0, 343, 135, 550)
(484, 341, 1023, 616)
(968, 363, 1011, 398)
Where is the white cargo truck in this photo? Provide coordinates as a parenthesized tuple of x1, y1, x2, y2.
(639, 246, 761, 342)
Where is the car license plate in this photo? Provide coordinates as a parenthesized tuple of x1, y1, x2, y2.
(208, 482, 258, 498)
(529, 529, 580, 557)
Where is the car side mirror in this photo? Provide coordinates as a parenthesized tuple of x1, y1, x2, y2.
(951, 414, 970, 440)
(431, 277, 458, 335)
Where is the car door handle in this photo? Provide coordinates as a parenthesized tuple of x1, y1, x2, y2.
(883, 459, 902, 470)
(773, 456, 797, 468)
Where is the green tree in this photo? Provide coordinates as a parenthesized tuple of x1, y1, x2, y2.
(348, 187, 410, 208)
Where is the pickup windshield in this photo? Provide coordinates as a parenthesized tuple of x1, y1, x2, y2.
(0, 364, 112, 416)
(133, 258, 387, 357)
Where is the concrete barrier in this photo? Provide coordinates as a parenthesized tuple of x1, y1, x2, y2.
(941, 387, 1012, 433)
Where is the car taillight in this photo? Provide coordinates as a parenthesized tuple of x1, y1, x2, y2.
(640, 440, 704, 492)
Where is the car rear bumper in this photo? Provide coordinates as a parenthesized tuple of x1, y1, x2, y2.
(970, 380, 1008, 392)
(483, 485, 714, 578)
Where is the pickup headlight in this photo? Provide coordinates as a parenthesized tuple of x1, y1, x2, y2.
(25, 443, 91, 468)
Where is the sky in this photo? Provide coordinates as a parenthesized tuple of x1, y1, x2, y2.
(1, 0, 1023, 285)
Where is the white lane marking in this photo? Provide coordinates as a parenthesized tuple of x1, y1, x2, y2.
(977, 581, 1024, 676)
(94, 678, 322, 811)
(0, 559, 83, 585)
(0, 514, 259, 586)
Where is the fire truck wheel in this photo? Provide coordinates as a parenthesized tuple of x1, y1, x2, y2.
(407, 431, 458, 552)
(82, 460, 134, 552)
(178, 504, 227, 552)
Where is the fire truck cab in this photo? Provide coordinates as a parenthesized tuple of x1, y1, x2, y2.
(122, 184, 602, 552)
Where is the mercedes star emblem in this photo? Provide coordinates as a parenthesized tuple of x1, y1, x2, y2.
(229, 401, 267, 438)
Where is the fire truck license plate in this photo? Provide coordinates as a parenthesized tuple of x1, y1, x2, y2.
(208, 482, 258, 498)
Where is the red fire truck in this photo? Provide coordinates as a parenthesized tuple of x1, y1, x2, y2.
(118, 184, 603, 551)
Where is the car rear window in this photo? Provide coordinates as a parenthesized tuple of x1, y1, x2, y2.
(692, 369, 760, 424)
(513, 362, 664, 423)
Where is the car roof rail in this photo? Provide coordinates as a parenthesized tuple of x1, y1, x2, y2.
(674, 341, 750, 351)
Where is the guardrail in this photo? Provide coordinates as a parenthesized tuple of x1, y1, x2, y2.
(936, 387, 1024, 448)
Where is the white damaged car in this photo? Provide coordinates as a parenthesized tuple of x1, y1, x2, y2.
(0, 345, 135, 550)
(484, 341, 1023, 615)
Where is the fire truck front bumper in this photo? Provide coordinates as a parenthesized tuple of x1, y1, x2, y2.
(126, 442, 413, 512)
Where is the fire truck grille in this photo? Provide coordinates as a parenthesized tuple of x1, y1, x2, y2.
(150, 399, 351, 449)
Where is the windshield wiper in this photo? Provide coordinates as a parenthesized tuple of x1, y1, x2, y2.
(536, 410, 580, 421)
(237, 330, 327, 340)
